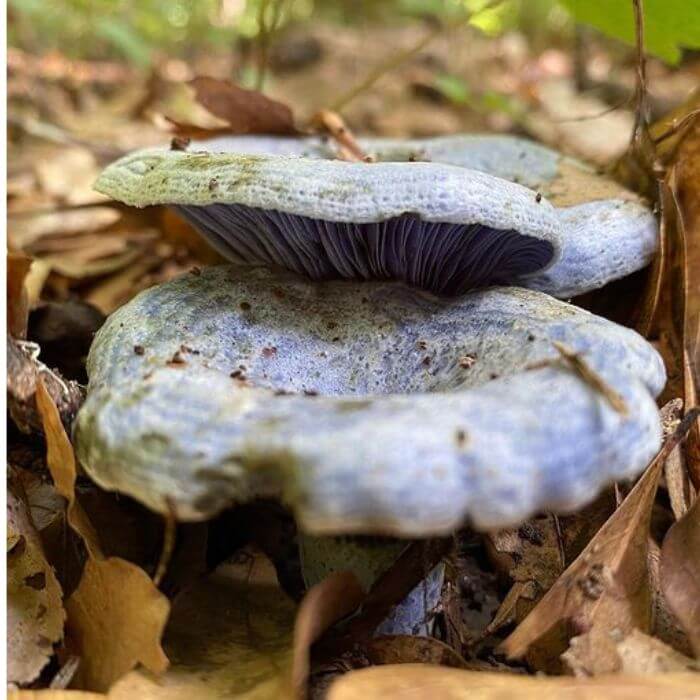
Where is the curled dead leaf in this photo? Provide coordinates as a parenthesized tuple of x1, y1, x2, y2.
(290, 571, 365, 698)
(500, 408, 699, 673)
(660, 497, 700, 657)
(170, 76, 298, 138)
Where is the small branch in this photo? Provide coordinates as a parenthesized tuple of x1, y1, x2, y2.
(309, 110, 369, 162)
(153, 500, 178, 587)
(255, 0, 285, 91)
(553, 342, 629, 416)
(527, 342, 629, 417)
(630, 0, 650, 150)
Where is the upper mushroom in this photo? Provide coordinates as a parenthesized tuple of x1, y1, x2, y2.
(96, 149, 562, 295)
(163, 133, 659, 299)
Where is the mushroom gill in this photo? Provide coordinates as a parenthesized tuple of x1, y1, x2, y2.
(176, 205, 554, 295)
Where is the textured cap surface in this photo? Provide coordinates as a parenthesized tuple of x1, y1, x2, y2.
(74, 266, 664, 534)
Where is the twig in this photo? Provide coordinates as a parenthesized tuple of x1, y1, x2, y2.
(553, 341, 629, 416)
(554, 94, 633, 124)
(653, 109, 700, 146)
(255, 0, 286, 91)
(309, 110, 369, 161)
(630, 0, 651, 154)
(153, 499, 178, 587)
(526, 342, 629, 416)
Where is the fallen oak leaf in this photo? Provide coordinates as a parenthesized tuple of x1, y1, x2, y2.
(108, 552, 296, 700)
(7, 481, 65, 686)
(327, 664, 700, 700)
(65, 556, 170, 692)
(36, 379, 169, 692)
(660, 496, 700, 657)
(500, 408, 700, 669)
(170, 76, 298, 138)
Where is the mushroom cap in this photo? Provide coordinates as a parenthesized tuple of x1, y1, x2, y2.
(187, 134, 659, 298)
(74, 265, 664, 535)
(95, 149, 561, 294)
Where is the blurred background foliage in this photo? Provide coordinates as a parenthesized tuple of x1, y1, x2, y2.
(9, 0, 699, 74)
(8, 0, 576, 68)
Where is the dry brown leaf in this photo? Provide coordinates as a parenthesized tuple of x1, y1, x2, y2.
(9, 691, 104, 699)
(7, 336, 84, 434)
(108, 553, 296, 700)
(83, 256, 161, 314)
(34, 147, 106, 206)
(484, 495, 615, 669)
(327, 665, 700, 700)
(615, 629, 699, 674)
(8, 207, 121, 250)
(8, 251, 33, 338)
(65, 557, 170, 691)
(669, 117, 700, 488)
(36, 379, 170, 692)
(660, 496, 700, 657)
(486, 514, 566, 630)
(171, 76, 297, 138)
(648, 538, 694, 657)
(42, 247, 142, 280)
(290, 571, 365, 698)
(365, 635, 469, 669)
(500, 409, 699, 671)
(7, 483, 65, 686)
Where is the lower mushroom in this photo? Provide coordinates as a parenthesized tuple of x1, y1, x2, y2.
(74, 264, 664, 631)
(75, 265, 663, 531)
(80, 127, 666, 636)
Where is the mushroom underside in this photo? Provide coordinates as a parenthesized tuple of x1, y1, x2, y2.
(185, 134, 658, 298)
(175, 204, 555, 294)
(75, 265, 664, 535)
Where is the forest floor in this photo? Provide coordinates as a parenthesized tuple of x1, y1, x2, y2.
(7, 18, 700, 699)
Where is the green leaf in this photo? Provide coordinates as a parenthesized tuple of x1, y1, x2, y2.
(94, 17, 152, 67)
(559, 0, 700, 64)
(433, 73, 472, 105)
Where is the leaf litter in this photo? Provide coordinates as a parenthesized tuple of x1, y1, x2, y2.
(6, 10, 700, 700)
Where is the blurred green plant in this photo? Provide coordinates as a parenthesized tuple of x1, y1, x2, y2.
(7, 0, 312, 65)
(559, 0, 700, 64)
(9, 0, 697, 69)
